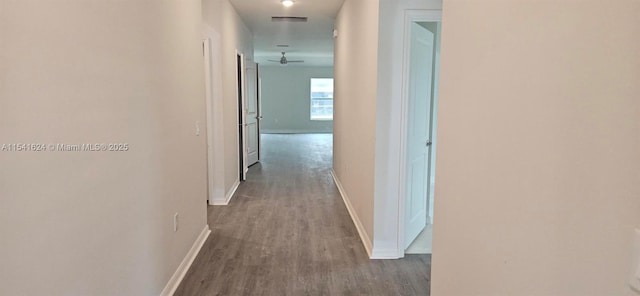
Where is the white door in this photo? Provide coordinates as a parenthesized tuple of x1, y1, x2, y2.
(405, 22, 435, 249)
(245, 61, 259, 166)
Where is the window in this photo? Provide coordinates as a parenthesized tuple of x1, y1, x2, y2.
(310, 78, 334, 120)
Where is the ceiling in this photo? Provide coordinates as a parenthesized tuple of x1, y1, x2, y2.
(229, 0, 345, 67)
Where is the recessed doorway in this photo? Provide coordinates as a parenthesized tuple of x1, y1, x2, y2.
(400, 12, 442, 256)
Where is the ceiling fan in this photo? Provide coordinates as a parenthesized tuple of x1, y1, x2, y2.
(268, 52, 304, 65)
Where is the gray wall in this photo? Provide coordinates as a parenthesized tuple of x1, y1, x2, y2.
(1, 1, 208, 294)
(260, 66, 334, 133)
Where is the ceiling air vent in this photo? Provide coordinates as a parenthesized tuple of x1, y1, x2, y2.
(271, 16, 308, 23)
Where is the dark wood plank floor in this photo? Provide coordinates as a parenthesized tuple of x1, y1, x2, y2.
(175, 134, 430, 296)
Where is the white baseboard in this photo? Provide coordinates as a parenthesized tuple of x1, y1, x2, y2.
(212, 179, 239, 205)
(160, 225, 211, 296)
(331, 170, 373, 258)
(371, 248, 402, 259)
(404, 247, 432, 255)
(261, 129, 333, 134)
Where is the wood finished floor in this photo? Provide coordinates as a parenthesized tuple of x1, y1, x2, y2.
(175, 134, 430, 296)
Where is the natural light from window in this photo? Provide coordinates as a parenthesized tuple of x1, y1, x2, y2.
(310, 78, 334, 120)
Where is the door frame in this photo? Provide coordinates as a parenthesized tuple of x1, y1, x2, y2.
(236, 51, 247, 181)
(397, 10, 442, 258)
(203, 38, 215, 204)
(203, 26, 228, 205)
(256, 65, 262, 161)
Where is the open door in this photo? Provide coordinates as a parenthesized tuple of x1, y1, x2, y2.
(404, 22, 435, 249)
(245, 61, 260, 166)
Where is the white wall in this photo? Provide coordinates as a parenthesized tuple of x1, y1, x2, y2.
(372, 0, 442, 258)
(0, 1, 208, 295)
(432, 1, 640, 295)
(261, 66, 334, 134)
(333, 0, 380, 255)
(202, 0, 254, 197)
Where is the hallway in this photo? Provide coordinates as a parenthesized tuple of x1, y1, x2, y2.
(175, 134, 430, 295)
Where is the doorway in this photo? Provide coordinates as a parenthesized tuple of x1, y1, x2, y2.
(400, 15, 442, 255)
(237, 53, 262, 182)
(244, 61, 261, 167)
(237, 53, 245, 181)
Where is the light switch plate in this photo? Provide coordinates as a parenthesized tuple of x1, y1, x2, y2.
(630, 229, 640, 293)
(173, 213, 179, 232)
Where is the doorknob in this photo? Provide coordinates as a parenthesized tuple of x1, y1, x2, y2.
(257, 116, 263, 119)
(426, 140, 432, 147)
